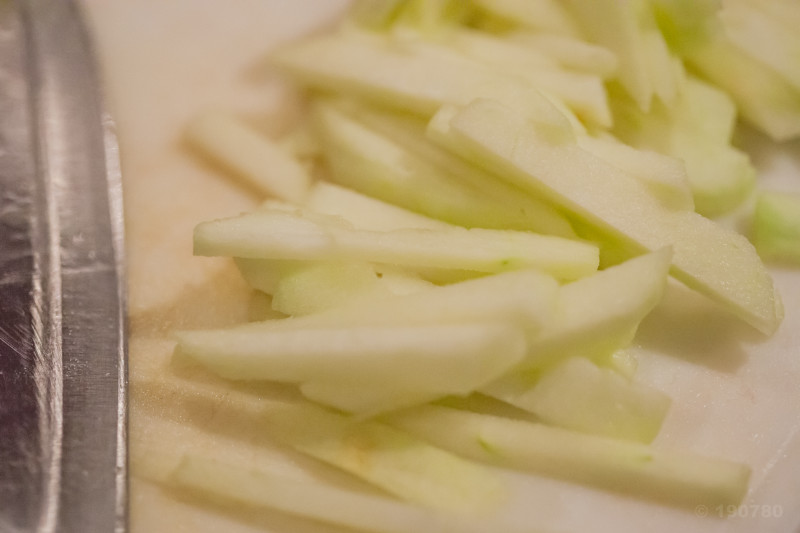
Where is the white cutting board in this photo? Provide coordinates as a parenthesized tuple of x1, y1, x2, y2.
(79, 2, 800, 532)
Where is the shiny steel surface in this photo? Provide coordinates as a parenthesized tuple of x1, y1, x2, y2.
(0, 0, 127, 531)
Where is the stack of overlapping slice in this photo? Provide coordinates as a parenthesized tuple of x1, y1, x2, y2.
(139, 1, 800, 531)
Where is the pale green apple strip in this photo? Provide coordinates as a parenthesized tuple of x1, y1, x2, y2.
(260, 402, 512, 513)
(135, 374, 509, 513)
(687, 36, 800, 142)
(482, 249, 671, 416)
(170, 456, 544, 533)
(194, 209, 599, 280)
(654, 1, 800, 141)
(321, 101, 576, 237)
(608, 77, 755, 216)
(306, 182, 452, 232)
(432, 30, 611, 126)
(184, 111, 311, 203)
(233, 257, 288, 295)
(178, 323, 526, 414)
(382, 405, 751, 508)
(242, 186, 441, 298)
(753, 191, 800, 265)
(507, 33, 618, 79)
(270, 261, 395, 316)
(719, 0, 800, 91)
(272, 30, 579, 135)
(504, 357, 672, 444)
(492, 247, 671, 375)
(245, 268, 559, 340)
(562, 0, 680, 111)
(311, 100, 576, 237)
(430, 99, 782, 334)
(576, 134, 693, 211)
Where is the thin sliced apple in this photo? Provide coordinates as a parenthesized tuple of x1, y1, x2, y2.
(271, 261, 393, 316)
(250, 268, 558, 340)
(185, 111, 311, 202)
(383, 405, 751, 507)
(505, 356, 671, 444)
(306, 182, 451, 232)
(576, 134, 693, 211)
(609, 77, 755, 216)
(508, 33, 618, 79)
(194, 209, 599, 280)
(429, 98, 782, 334)
(178, 323, 526, 414)
(170, 455, 532, 533)
(136, 373, 508, 513)
(273, 30, 575, 135)
(563, 0, 680, 110)
(311, 100, 575, 236)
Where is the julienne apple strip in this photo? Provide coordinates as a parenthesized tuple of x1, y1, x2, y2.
(653, 0, 800, 141)
(562, 0, 682, 111)
(169, 455, 547, 533)
(607, 77, 756, 217)
(184, 111, 312, 203)
(193, 208, 600, 281)
(381, 404, 751, 509)
(246, 266, 559, 340)
(311, 99, 577, 237)
(177, 323, 527, 415)
(132, 372, 510, 514)
(494, 356, 672, 445)
(427, 99, 783, 335)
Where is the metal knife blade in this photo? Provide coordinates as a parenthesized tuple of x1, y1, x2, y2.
(0, 0, 127, 531)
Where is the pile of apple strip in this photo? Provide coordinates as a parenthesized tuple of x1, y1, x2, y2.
(153, 0, 800, 529)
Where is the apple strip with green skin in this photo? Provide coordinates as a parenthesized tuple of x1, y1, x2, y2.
(429, 99, 782, 335)
(178, 323, 526, 414)
(247, 268, 559, 340)
(719, 0, 800, 92)
(654, 0, 800, 141)
(170, 455, 543, 533)
(508, 33, 618, 79)
(185, 111, 311, 203)
(238, 189, 441, 297)
(269, 257, 432, 316)
(194, 209, 598, 281)
(432, 30, 611, 127)
(482, 248, 670, 413)
(272, 30, 576, 136)
(608, 77, 755, 216)
(563, 0, 681, 111)
(576, 134, 693, 211)
(501, 356, 672, 444)
(382, 405, 751, 508)
(306, 182, 452, 232)
(753, 191, 800, 265)
(500, 247, 671, 373)
(135, 374, 509, 513)
(270, 261, 399, 316)
(320, 101, 576, 237)
(312, 100, 575, 237)
(687, 36, 800, 142)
